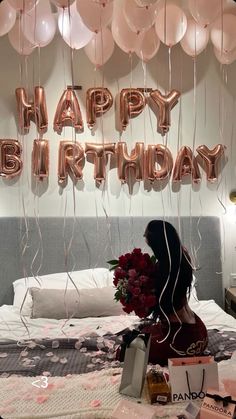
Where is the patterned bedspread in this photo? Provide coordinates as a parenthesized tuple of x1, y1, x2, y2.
(0, 329, 236, 378)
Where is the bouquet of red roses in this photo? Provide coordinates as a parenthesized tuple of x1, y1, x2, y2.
(108, 248, 158, 319)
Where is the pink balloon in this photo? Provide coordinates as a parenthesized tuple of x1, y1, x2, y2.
(211, 14, 236, 53)
(123, 0, 158, 34)
(7, 0, 38, 12)
(214, 46, 236, 65)
(51, 0, 74, 7)
(180, 18, 209, 57)
(8, 17, 35, 55)
(76, 0, 113, 33)
(188, 0, 227, 27)
(58, 2, 93, 49)
(111, 5, 139, 54)
(135, 26, 160, 61)
(0, 1, 16, 37)
(21, 0, 56, 47)
(155, 4, 187, 47)
(84, 27, 114, 67)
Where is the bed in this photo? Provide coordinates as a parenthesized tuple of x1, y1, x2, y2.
(0, 216, 236, 418)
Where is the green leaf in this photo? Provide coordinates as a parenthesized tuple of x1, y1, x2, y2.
(107, 259, 119, 265)
(150, 255, 157, 264)
(109, 265, 118, 271)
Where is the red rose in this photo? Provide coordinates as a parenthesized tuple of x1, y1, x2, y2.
(144, 295, 156, 308)
(132, 287, 141, 296)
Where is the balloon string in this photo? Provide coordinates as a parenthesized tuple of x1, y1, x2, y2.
(168, 46, 171, 91)
(62, 7, 67, 90)
(30, 190, 43, 284)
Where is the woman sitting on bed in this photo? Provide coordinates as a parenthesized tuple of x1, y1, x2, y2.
(139, 220, 208, 365)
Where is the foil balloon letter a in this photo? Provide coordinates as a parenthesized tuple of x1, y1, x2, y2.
(54, 88, 84, 134)
(173, 146, 201, 183)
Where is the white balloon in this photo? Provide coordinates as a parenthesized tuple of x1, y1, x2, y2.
(0, 1, 16, 37)
(51, 0, 74, 7)
(155, 4, 187, 47)
(124, 0, 158, 34)
(7, 0, 38, 12)
(211, 14, 236, 53)
(8, 17, 35, 55)
(135, 0, 158, 5)
(135, 26, 160, 61)
(111, 3, 140, 53)
(214, 46, 236, 65)
(188, 0, 227, 27)
(21, 0, 56, 47)
(76, 0, 113, 33)
(84, 27, 114, 67)
(180, 18, 209, 57)
(58, 2, 93, 49)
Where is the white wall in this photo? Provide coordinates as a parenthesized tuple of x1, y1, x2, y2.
(0, 24, 236, 288)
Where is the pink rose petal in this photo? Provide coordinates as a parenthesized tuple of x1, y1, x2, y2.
(36, 395, 49, 404)
(90, 399, 101, 408)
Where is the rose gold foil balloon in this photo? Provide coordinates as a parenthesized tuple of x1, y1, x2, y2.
(172, 146, 201, 183)
(146, 144, 173, 181)
(149, 89, 180, 135)
(15, 86, 48, 135)
(86, 88, 113, 130)
(32, 139, 49, 181)
(196, 144, 225, 182)
(54, 88, 83, 134)
(58, 141, 85, 185)
(117, 142, 145, 183)
(120, 88, 146, 131)
(0, 140, 22, 179)
(85, 143, 116, 182)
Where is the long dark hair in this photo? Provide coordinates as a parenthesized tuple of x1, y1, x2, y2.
(144, 220, 193, 316)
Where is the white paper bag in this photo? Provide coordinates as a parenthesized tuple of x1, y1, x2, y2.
(119, 333, 150, 398)
(168, 356, 219, 403)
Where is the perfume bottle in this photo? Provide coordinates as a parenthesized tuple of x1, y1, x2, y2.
(146, 368, 171, 404)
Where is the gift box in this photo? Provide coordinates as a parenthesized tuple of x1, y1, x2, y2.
(111, 399, 156, 419)
(200, 389, 236, 418)
(168, 356, 219, 403)
(119, 331, 150, 398)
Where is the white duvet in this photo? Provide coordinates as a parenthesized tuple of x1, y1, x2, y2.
(0, 298, 236, 342)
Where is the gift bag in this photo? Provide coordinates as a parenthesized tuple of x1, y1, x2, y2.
(119, 331, 150, 398)
(200, 389, 236, 418)
(168, 356, 219, 403)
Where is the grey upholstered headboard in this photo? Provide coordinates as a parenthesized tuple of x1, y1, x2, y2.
(0, 216, 223, 307)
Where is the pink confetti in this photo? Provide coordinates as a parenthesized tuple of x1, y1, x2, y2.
(42, 371, 51, 376)
(90, 399, 101, 408)
(36, 395, 49, 404)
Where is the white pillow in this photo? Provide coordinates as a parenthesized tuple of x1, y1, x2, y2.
(13, 268, 114, 316)
(30, 287, 124, 319)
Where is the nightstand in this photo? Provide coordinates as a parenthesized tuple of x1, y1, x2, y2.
(225, 288, 236, 319)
